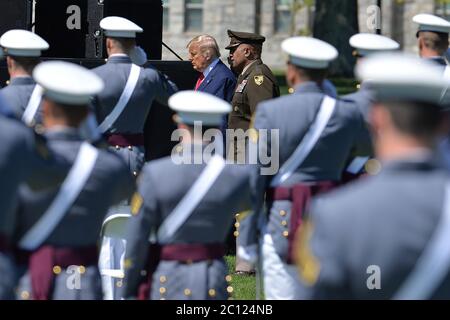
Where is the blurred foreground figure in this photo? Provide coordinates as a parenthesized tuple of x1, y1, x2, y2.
(295, 53, 450, 300)
(238, 37, 372, 300)
(14, 61, 134, 300)
(0, 44, 72, 300)
(121, 91, 250, 300)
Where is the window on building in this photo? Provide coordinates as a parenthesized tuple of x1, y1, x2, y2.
(436, 0, 450, 19)
(163, 0, 169, 30)
(185, 0, 203, 32)
(275, 0, 292, 34)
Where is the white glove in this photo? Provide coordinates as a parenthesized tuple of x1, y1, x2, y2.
(129, 46, 148, 66)
(237, 244, 258, 266)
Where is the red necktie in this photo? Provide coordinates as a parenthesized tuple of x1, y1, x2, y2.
(195, 73, 205, 91)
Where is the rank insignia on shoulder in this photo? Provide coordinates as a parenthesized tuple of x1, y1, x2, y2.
(254, 75, 264, 86)
(294, 220, 321, 287)
(131, 192, 144, 215)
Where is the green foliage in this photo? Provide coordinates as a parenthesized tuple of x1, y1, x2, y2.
(273, 70, 358, 96)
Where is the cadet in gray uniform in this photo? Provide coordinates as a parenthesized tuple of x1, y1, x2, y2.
(0, 30, 49, 123)
(238, 37, 372, 300)
(343, 33, 399, 123)
(413, 14, 450, 71)
(0, 106, 71, 300)
(92, 17, 177, 177)
(1, 45, 70, 299)
(13, 61, 134, 300)
(296, 53, 450, 300)
(121, 91, 250, 300)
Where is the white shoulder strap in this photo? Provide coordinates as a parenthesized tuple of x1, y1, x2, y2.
(270, 96, 336, 187)
(394, 182, 450, 300)
(157, 155, 226, 244)
(444, 66, 450, 80)
(346, 156, 370, 175)
(98, 64, 141, 133)
(22, 85, 43, 126)
(440, 66, 450, 102)
(19, 142, 99, 251)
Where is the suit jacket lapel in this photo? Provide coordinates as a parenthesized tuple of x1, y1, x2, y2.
(198, 62, 219, 91)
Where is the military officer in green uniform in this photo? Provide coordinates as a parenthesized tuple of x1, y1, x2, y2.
(225, 30, 279, 275)
(226, 30, 280, 163)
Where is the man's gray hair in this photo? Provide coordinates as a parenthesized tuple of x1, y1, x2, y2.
(187, 35, 221, 59)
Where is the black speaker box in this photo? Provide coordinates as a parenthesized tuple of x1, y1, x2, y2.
(34, 0, 162, 59)
(0, 0, 31, 35)
(103, 0, 163, 60)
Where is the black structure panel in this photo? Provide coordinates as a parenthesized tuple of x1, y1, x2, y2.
(34, 0, 162, 60)
(0, 0, 31, 35)
(103, 0, 163, 60)
(35, 0, 89, 58)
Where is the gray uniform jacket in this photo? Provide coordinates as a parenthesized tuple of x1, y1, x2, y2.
(14, 128, 135, 300)
(122, 146, 251, 300)
(0, 77, 40, 121)
(342, 83, 375, 124)
(91, 55, 177, 175)
(298, 154, 450, 299)
(241, 82, 373, 261)
(0, 115, 70, 299)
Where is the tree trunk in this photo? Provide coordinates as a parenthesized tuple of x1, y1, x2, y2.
(313, 0, 359, 77)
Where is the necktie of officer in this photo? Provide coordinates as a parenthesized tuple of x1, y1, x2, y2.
(195, 73, 205, 91)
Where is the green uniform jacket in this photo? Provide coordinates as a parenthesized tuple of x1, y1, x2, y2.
(228, 59, 280, 131)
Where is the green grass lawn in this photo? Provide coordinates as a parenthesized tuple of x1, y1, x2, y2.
(225, 255, 260, 300)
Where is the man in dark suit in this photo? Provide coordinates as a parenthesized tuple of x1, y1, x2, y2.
(187, 35, 237, 103)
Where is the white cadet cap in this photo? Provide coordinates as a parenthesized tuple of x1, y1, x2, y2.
(100, 16, 143, 38)
(350, 33, 400, 57)
(33, 61, 104, 105)
(413, 13, 450, 36)
(356, 53, 447, 105)
(169, 91, 231, 126)
(281, 37, 338, 69)
(0, 30, 49, 57)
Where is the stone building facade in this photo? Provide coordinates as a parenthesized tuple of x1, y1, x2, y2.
(162, 0, 450, 70)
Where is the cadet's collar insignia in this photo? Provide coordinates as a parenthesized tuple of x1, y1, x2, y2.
(131, 192, 144, 216)
(254, 75, 264, 86)
(294, 220, 321, 287)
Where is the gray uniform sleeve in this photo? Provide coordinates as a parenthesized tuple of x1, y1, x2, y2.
(146, 68, 178, 106)
(121, 170, 161, 299)
(296, 199, 347, 300)
(239, 104, 271, 248)
(24, 129, 71, 190)
(350, 104, 374, 157)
